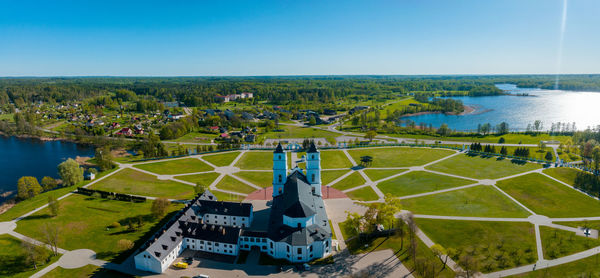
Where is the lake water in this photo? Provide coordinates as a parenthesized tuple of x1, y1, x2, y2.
(402, 84, 600, 131)
(0, 136, 94, 203)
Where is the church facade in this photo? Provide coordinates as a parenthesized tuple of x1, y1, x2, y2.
(134, 143, 332, 273)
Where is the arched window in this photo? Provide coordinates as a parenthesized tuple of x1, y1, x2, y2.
(278, 155, 281, 160)
(311, 174, 315, 182)
(312, 155, 314, 159)
(278, 174, 282, 183)
(278, 188, 282, 194)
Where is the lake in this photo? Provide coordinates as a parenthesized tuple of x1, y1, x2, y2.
(402, 84, 600, 131)
(0, 136, 94, 203)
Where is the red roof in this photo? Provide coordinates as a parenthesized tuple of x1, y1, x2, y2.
(209, 126, 219, 130)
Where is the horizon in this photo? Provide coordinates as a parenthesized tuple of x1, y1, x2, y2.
(1, 0, 600, 76)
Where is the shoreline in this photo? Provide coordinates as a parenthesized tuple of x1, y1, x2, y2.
(401, 104, 476, 118)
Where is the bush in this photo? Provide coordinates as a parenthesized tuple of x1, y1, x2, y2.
(108, 222, 121, 228)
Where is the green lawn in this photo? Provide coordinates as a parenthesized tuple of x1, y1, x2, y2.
(401, 185, 531, 217)
(202, 151, 240, 167)
(171, 131, 215, 143)
(134, 158, 213, 175)
(215, 175, 257, 194)
(0, 186, 75, 221)
(321, 170, 352, 185)
(235, 152, 272, 170)
(15, 194, 183, 262)
(345, 223, 455, 278)
(262, 125, 339, 144)
(384, 133, 570, 145)
(212, 190, 244, 202)
(426, 154, 541, 180)
(41, 265, 132, 278)
(348, 147, 455, 168)
(331, 172, 366, 191)
(346, 186, 379, 201)
(0, 234, 60, 278)
(497, 173, 600, 218)
(542, 167, 582, 185)
(320, 150, 353, 169)
(417, 219, 537, 273)
(510, 253, 600, 277)
(90, 168, 195, 200)
(363, 169, 407, 182)
(540, 226, 600, 259)
(557, 220, 600, 231)
(234, 171, 272, 188)
(377, 171, 473, 197)
(174, 172, 220, 187)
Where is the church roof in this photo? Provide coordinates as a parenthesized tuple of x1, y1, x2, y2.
(307, 142, 318, 153)
(274, 143, 284, 153)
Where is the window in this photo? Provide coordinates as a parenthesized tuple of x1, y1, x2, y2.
(270, 242, 274, 248)
(286, 246, 290, 252)
(309, 245, 313, 252)
(261, 246, 266, 250)
(297, 223, 301, 228)
(200, 240, 204, 244)
(298, 256, 302, 260)
(233, 217, 236, 220)
(325, 241, 329, 247)
(262, 238, 266, 243)
(297, 247, 302, 254)
(278, 175, 282, 183)
(215, 243, 219, 247)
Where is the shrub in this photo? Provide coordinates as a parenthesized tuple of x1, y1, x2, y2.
(108, 222, 121, 229)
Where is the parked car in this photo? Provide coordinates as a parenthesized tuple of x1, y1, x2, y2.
(173, 262, 188, 269)
(193, 275, 210, 278)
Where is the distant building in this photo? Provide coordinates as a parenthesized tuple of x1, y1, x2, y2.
(215, 95, 230, 103)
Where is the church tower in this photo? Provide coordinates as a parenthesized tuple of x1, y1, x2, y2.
(272, 143, 288, 197)
(306, 142, 322, 196)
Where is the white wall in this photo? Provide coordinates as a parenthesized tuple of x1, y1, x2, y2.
(202, 213, 251, 228)
(283, 214, 315, 228)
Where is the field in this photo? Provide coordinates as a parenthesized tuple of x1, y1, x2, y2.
(171, 131, 215, 143)
(377, 171, 473, 197)
(496, 173, 600, 217)
(90, 168, 195, 200)
(233, 171, 272, 188)
(235, 151, 273, 170)
(174, 172, 220, 186)
(319, 150, 353, 169)
(213, 190, 244, 202)
(134, 158, 212, 175)
(539, 226, 600, 259)
(347, 147, 455, 168)
(321, 170, 351, 185)
(261, 125, 339, 143)
(426, 154, 541, 180)
(363, 169, 407, 182)
(0, 234, 59, 278)
(0, 186, 75, 221)
(401, 185, 531, 217)
(383, 133, 571, 145)
(202, 151, 240, 167)
(510, 253, 600, 277)
(40, 265, 131, 278)
(542, 167, 581, 185)
(215, 175, 257, 194)
(417, 219, 537, 272)
(345, 186, 379, 201)
(14, 194, 182, 261)
(330, 172, 366, 191)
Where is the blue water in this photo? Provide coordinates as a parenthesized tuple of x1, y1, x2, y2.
(0, 136, 94, 202)
(402, 84, 600, 131)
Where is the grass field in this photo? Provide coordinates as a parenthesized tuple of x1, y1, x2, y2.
(331, 172, 366, 191)
(215, 175, 257, 194)
(401, 185, 531, 217)
(510, 253, 600, 277)
(417, 219, 537, 272)
(90, 168, 195, 200)
(0, 186, 75, 222)
(0, 113, 14, 122)
(540, 226, 600, 259)
(377, 171, 473, 197)
(542, 167, 581, 185)
(557, 220, 600, 231)
(15, 194, 182, 262)
(235, 151, 273, 170)
(346, 186, 379, 201)
(426, 154, 541, 180)
(497, 173, 600, 217)
(41, 265, 132, 278)
(384, 133, 571, 145)
(363, 169, 407, 182)
(261, 125, 338, 144)
(319, 150, 353, 169)
(233, 171, 272, 188)
(202, 151, 240, 167)
(0, 234, 59, 278)
(212, 190, 244, 202)
(171, 131, 214, 143)
(174, 172, 220, 186)
(348, 147, 455, 168)
(134, 158, 213, 175)
(344, 223, 455, 278)
(321, 170, 351, 185)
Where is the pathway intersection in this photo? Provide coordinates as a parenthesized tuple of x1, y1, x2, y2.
(0, 146, 599, 277)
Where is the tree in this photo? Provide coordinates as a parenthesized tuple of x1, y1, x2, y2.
(437, 123, 450, 136)
(21, 240, 48, 270)
(497, 122, 509, 134)
(500, 146, 508, 156)
(593, 146, 600, 169)
(151, 198, 171, 219)
(58, 158, 84, 186)
(308, 115, 316, 125)
(41, 176, 58, 191)
(360, 156, 373, 167)
(40, 223, 60, 256)
(48, 195, 59, 217)
(94, 145, 114, 171)
(195, 182, 206, 195)
(345, 211, 364, 236)
(378, 194, 402, 229)
(498, 137, 505, 144)
(117, 239, 134, 251)
(545, 151, 553, 161)
(364, 130, 377, 142)
(431, 244, 449, 271)
(17, 176, 42, 200)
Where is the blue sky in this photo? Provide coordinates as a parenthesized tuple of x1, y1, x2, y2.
(0, 0, 598, 76)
